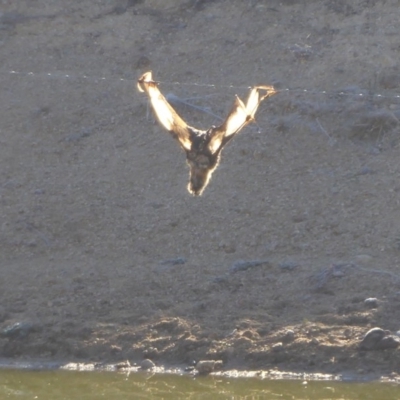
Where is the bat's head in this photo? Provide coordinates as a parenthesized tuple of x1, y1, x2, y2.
(186, 151, 220, 196)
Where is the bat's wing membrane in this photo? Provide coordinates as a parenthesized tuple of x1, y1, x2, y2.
(208, 96, 248, 154)
(245, 85, 276, 118)
(138, 72, 192, 151)
(208, 85, 276, 155)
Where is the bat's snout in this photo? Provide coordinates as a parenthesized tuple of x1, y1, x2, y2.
(188, 166, 212, 196)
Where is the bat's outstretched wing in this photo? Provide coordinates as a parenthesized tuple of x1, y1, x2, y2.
(208, 85, 276, 154)
(138, 71, 192, 151)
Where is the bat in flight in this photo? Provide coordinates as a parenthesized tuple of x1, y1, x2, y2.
(137, 71, 276, 196)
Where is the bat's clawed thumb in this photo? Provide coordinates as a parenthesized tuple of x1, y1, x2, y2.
(137, 71, 154, 92)
(258, 85, 277, 100)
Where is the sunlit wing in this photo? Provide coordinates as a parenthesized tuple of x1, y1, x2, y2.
(138, 71, 192, 151)
(207, 96, 247, 154)
(247, 85, 276, 117)
(208, 85, 276, 154)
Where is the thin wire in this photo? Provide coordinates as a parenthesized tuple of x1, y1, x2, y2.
(276, 87, 400, 100)
(4, 70, 400, 101)
(7, 70, 131, 83)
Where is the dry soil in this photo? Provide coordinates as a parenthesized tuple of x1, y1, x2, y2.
(1, 0, 400, 379)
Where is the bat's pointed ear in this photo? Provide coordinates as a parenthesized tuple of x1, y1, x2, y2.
(137, 71, 154, 92)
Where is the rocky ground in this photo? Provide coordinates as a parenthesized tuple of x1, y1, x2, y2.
(1, 0, 400, 379)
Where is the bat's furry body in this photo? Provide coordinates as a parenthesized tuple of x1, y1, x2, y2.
(137, 71, 276, 195)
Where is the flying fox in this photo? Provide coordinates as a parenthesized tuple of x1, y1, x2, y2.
(137, 71, 276, 196)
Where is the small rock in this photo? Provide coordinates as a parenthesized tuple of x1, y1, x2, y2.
(279, 260, 298, 271)
(2, 322, 35, 339)
(242, 330, 257, 340)
(265, 241, 279, 251)
(359, 327, 400, 350)
(34, 188, 45, 195)
(375, 336, 400, 350)
(196, 360, 223, 375)
(229, 260, 270, 274)
(272, 342, 284, 352)
(140, 359, 155, 370)
(368, 147, 381, 156)
(110, 345, 122, 353)
(359, 167, 375, 175)
(226, 328, 238, 337)
(359, 327, 385, 350)
(211, 275, 229, 284)
(160, 257, 186, 266)
(64, 128, 91, 142)
(289, 44, 313, 61)
(364, 298, 379, 308)
(332, 268, 344, 278)
(282, 330, 295, 343)
(218, 240, 236, 254)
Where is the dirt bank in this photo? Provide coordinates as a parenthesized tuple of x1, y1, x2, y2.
(1, 0, 400, 378)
